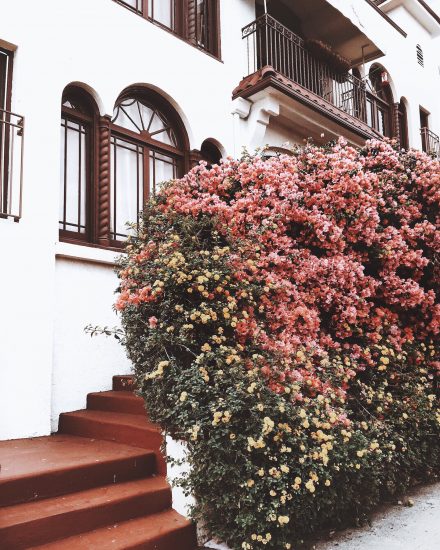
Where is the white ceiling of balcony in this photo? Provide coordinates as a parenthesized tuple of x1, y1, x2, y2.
(257, 0, 386, 64)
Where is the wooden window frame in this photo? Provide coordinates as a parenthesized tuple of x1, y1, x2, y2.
(0, 47, 13, 112)
(108, 89, 189, 247)
(59, 88, 98, 245)
(113, 0, 221, 58)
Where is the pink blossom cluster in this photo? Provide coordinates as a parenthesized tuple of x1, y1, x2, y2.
(157, 139, 439, 374)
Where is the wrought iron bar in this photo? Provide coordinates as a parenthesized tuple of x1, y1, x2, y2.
(0, 108, 24, 221)
(241, 14, 389, 133)
(420, 127, 440, 157)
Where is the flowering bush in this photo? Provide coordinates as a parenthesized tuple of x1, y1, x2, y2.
(115, 139, 439, 549)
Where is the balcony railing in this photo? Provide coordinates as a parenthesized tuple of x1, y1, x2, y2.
(0, 109, 24, 221)
(421, 127, 440, 157)
(242, 14, 390, 135)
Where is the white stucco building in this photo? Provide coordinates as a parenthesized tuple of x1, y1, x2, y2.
(1, 0, 439, 443)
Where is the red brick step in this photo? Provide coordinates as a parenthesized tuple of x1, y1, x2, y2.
(0, 375, 194, 549)
(0, 435, 155, 507)
(112, 375, 136, 392)
(30, 509, 196, 550)
(58, 409, 166, 474)
(0, 477, 171, 550)
(87, 391, 146, 416)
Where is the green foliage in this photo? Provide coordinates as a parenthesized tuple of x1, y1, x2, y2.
(112, 146, 440, 549)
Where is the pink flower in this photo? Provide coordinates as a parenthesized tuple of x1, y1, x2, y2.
(148, 316, 158, 329)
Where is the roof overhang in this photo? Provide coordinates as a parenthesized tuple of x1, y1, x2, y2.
(378, 0, 440, 36)
(260, 0, 399, 64)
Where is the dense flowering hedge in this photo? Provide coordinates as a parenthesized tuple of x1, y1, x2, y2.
(115, 139, 439, 549)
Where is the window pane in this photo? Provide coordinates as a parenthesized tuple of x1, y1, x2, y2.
(112, 98, 178, 147)
(110, 137, 144, 240)
(117, 0, 143, 14)
(149, 0, 174, 29)
(377, 108, 386, 135)
(149, 150, 176, 196)
(59, 118, 87, 233)
(197, 0, 209, 48)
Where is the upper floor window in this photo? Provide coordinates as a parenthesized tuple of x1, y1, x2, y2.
(149, 0, 176, 29)
(114, 0, 220, 57)
(110, 89, 188, 242)
(188, 1, 219, 53)
(59, 87, 97, 242)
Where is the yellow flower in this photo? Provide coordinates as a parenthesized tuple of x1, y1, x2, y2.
(179, 391, 188, 402)
(305, 479, 315, 493)
(201, 343, 212, 352)
(325, 479, 331, 486)
(278, 515, 289, 526)
(247, 479, 255, 487)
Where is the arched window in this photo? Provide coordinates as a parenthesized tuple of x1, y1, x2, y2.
(200, 139, 222, 166)
(59, 86, 97, 242)
(110, 89, 188, 242)
(416, 44, 424, 67)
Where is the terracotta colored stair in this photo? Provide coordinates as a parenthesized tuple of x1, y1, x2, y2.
(0, 376, 197, 550)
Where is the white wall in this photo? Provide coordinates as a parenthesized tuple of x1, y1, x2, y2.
(51, 253, 132, 432)
(0, 0, 256, 440)
(0, 0, 439, 443)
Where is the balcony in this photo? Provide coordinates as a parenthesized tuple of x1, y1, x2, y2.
(421, 127, 440, 157)
(234, 15, 390, 141)
(0, 109, 24, 221)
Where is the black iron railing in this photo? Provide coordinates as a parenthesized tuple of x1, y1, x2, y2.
(421, 127, 440, 157)
(242, 15, 389, 134)
(0, 109, 24, 221)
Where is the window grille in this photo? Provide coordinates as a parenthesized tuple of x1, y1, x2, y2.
(1, 48, 24, 222)
(416, 44, 424, 67)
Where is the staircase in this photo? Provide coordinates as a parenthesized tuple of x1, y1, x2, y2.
(0, 376, 197, 550)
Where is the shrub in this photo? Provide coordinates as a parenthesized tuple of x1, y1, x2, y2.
(115, 139, 440, 549)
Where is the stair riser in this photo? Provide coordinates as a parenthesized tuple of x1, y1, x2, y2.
(112, 375, 135, 392)
(0, 454, 155, 507)
(59, 415, 167, 475)
(87, 394, 146, 416)
(127, 524, 197, 550)
(0, 488, 172, 550)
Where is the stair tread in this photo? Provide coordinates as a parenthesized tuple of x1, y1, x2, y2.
(88, 391, 141, 400)
(0, 477, 169, 529)
(61, 409, 158, 430)
(30, 509, 195, 549)
(0, 435, 152, 482)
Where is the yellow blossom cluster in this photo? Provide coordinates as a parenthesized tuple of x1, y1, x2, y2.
(144, 360, 169, 380)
